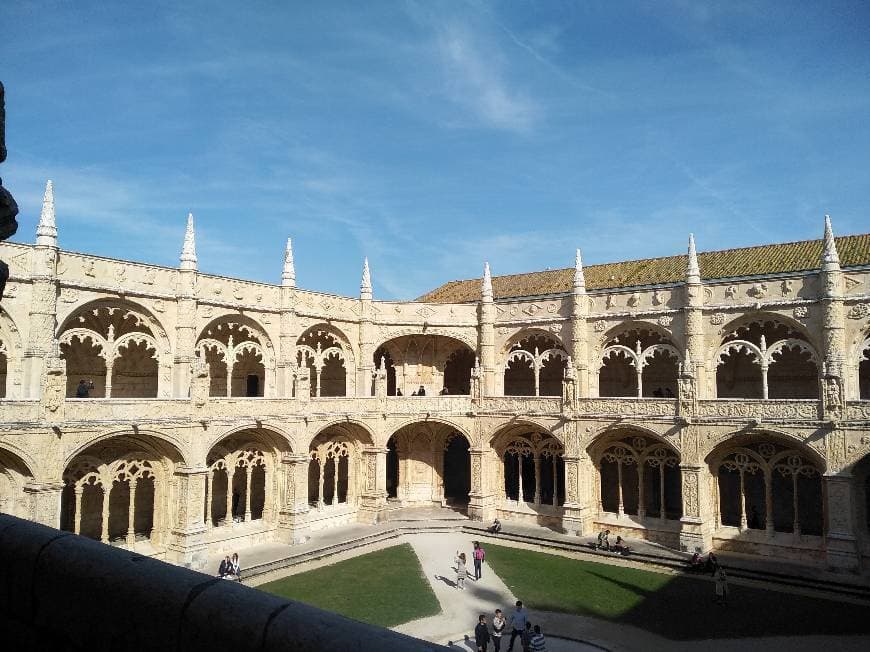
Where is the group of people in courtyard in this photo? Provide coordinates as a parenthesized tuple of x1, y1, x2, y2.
(595, 529, 630, 555)
(217, 552, 242, 581)
(453, 541, 487, 589)
(474, 601, 547, 652)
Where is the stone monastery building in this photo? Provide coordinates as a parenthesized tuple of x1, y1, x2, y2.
(2, 181, 870, 572)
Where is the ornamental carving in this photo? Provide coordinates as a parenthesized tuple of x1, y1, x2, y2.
(658, 315, 673, 327)
(697, 400, 817, 420)
(847, 303, 869, 319)
(682, 471, 699, 517)
(710, 312, 726, 325)
(793, 306, 808, 319)
(747, 283, 767, 299)
(593, 320, 607, 332)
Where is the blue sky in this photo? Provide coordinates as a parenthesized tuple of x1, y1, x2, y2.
(2, 1, 868, 299)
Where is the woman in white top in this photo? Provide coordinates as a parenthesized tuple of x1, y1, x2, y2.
(491, 608, 506, 651)
(455, 552, 468, 590)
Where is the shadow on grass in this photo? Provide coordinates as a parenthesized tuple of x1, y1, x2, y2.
(485, 543, 870, 641)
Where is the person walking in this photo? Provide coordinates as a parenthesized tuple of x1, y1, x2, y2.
(473, 541, 486, 580)
(506, 600, 528, 651)
(475, 614, 491, 652)
(714, 567, 728, 605)
(529, 625, 547, 651)
(491, 609, 505, 652)
(455, 551, 468, 590)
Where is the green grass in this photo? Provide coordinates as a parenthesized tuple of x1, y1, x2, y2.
(258, 543, 440, 628)
(485, 543, 870, 641)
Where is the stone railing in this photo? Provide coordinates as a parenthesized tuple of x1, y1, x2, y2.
(572, 398, 678, 418)
(480, 396, 563, 414)
(845, 401, 870, 421)
(0, 399, 41, 426)
(697, 399, 820, 421)
(0, 514, 445, 652)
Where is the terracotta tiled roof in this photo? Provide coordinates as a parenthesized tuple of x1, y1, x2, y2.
(417, 233, 870, 303)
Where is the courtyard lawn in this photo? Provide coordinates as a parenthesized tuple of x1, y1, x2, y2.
(258, 543, 440, 628)
(485, 543, 870, 641)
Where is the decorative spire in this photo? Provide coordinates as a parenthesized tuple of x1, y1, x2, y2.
(35, 180, 57, 247)
(573, 248, 586, 293)
(179, 212, 197, 271)
(686, 233, 700, 284)
(821, 214, 840, 272)
(481, 262, 493, 302)
(360, 257, 372, 299)
(282, 237, 296, 287)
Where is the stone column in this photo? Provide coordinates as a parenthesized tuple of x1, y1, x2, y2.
(357, 447, 388, 524)
(678, 464, 714, 553)
(823, 473, 859, 571)
(467, 448, 498, 522)
(22, 182, 58, 399)
(533, 453, 541, 505)
(479, 263, 496, 396)
(358, 259, 374, 396)
(101, 484, 112, 543)
(570, 250, 589, 396)
(277, 239, 298, 398)
(276, 453, 311, 544)
(225, 467, 235, 523)
(764, 469, 775, 537)
(244, 466, 253, 521)
(24, 481, 64, 529)
(683, 235, 705, 396)
(126, 479, 137, 546)
(820, 216, 846, 398)
(173, 214, 198, 398)
(73, 485, 84, 535)
(561, 451, 596, 536)
(165, 465, 208, 570)
(636, 463, 645, 518)
(204, 469, 213, 529)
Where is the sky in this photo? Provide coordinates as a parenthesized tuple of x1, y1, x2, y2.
(1, 1, 869, 299)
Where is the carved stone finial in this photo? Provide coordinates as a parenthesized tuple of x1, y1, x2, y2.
(282, 237, 296, 287)
(573, 249, 585, 293)
(686, 233, 700, 284)
(360, 257, 372, 299)
(821, 214, 840, 272)
(36, 180, 57, 247)
(481, 262, 493, 302)
(180, 213, 197, 271)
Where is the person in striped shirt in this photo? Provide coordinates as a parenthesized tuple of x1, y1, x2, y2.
(528, 625, 547, 651)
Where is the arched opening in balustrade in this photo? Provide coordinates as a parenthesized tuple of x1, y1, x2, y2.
(58, 300, 165, 398)
(386, 422, 470, 507)
(708, 434, 824, 536)
(60, 433, 183, 549)
(715, 317, 819, 399)
(204, 428, 287, 528)
(197, 316, 269, 397)
(590, 430, 682, 520)
(308, 423, 372, 510)
(297, 325, 352, 397)
(491, 425, 565, 512)
(598, 325, 679, 398)
(858, 333, 870, 400)
(0, 448, 34, 518)
(374, 335, 473, 396)
(503, 333, 567, 397)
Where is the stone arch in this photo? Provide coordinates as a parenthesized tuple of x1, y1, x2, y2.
(57, 298, 172, 398)
(489, 422, 566, 511)
(387, 420, 471, 506)
(0, 445, 36, 518)
(0, 306, 22, 398)
(204, 427, 290, 527)
(588, 426, 683, 521)
(63, 428, 190, 470)
(374, 334, 474, 397)
(503, 332, 568, 397)
(711, 313, 820, 399)
(197, 314, 274, 398)
(705, 430, 825, 536)
(501, 327, 567, 355)
(389, 417, 472, 447)
(205, 422, 295, 455)
(297, 323, 356, 397)
(61, 432, 185, 548)
(376, 327, 477, 353)
(597, 321, 680, 398)
(307, 421, 372, 511)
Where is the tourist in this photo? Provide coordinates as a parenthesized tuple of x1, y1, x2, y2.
(487, 518, 502, 534)
(521, 622, 533, 652)
(411, 389, 418, 396)
(614, 536, 630, 555)
(75, 378, 93, 398)
(396, 388, 402, 396)
(230, 552, 241, 581)
(714, 567, 728, 605)
(506, 600, 528, 651)
(475, 614, 491, 651)
(217, 555, 231, 579)
(597, 529, 611, 551)
(705, 551, 719, 575)
(687, 551, 702, 572)
(440, 386, 449, 395)
(473, 541, 486, 580)
(418, 385, 426, 396)
(491, 609, 505, 652)
(455, 551, 468, 590)
(529, 625, 546, 651)
(748, 506, 761, 530)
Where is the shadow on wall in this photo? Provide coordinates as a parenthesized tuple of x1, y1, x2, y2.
(0, 514, 446, 652)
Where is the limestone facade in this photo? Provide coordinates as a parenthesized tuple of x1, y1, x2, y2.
(1, 182, 870, 572)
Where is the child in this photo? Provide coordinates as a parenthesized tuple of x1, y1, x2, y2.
(455, 551, 468, 590)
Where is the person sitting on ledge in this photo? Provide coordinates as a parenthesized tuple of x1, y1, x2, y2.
(230, 552, 242, 582)
(597, 529, 611, 551)
(614, 536, 630, 555)
(487, 518, 502, 534)
(440, 386, 449, 395)
(217, 555, 232, 579)
(705, 551, 719, 576)
(417, 385, 426, 396)
(687, 551, 702, 571)
(75, 378, 94, 398)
